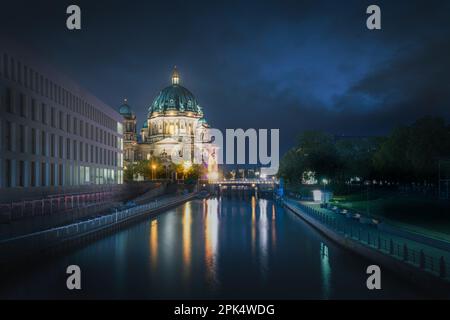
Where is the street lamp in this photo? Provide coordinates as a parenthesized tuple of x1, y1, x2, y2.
(183, 161, 191, 180)
(151, 163, 157, 180)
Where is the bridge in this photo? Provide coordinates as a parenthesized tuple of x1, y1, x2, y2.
(208, 178, 278, 186)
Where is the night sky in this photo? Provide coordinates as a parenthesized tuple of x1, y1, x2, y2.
(1, 0, 450, 154)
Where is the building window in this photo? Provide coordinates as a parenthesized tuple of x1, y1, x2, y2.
(18, 161, 25, 187)
(3, 159, 12, 187)
(73, 140, 77, 161)
(59, 136, 63, 158)
(41, 131, 46, 156)
(58, 164, 63, 186)
(59, 111, 63, 130)
(19, 125, 25, 153)
(6, 88, 13, 113)
(50, 134, 55, 157)
(41, 162, 46, 186)
(66, 138, 71, 159)
(20, 93, 26, 117)
(30, 161, 36, 187)
(50, 163, 55, 186)
(73, 117, 77, 135)
(31, 99, 37, 121)
(31, 128, 36, 154)
(41, 103, 47, 124)
(66, 114, 71, 133)
(51, 107, 55, 127)
(80, 141, 83, 162)
(5, 121, 12, 151)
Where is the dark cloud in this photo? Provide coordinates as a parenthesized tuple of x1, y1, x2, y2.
(1, 0, 450, 155)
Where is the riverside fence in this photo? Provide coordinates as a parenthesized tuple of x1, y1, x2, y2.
(284, 199, 450, 282)
(0, 193, 196, 264)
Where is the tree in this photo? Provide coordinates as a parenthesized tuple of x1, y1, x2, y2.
(373, 116, 450, 183)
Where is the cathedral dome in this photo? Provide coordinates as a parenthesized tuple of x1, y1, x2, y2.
(148, 67, 203, 117)
(119, 99, 133, 117)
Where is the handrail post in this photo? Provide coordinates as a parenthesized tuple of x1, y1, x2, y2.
(420, 250, 425, 269)
(403, 244, 408, 261)
(439, 256, 446, 278)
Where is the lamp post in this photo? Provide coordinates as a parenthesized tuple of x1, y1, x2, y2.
(151, 163, 157, 180)
(322, 178, 328, 203)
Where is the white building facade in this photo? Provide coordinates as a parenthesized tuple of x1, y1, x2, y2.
(121, 68, 218, 179)
(0, 46, 124, 200)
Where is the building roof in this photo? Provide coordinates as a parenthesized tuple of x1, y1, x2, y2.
(148, 67, 203, 117)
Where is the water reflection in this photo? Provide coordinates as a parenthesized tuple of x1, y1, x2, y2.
(0, 198, 422, 299)
(271, 204, 276, 251)
(251, 196, 256, 256)
(204, 198, 220, 289)
(258, 198, 269, 279)
(320, 242, 331, 298)
(182, 202, 192, 279)
(149, 219, 158, 271)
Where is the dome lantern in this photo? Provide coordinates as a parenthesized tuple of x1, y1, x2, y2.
(171, 66, 180, 85)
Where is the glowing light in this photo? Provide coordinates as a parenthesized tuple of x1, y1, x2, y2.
(183, 160, 192, 172)
(313, 190, 322, 202)
(208, 171, 219, 181)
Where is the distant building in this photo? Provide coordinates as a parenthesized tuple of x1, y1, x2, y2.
(0, 45, 124, 201)
(120, 67, 218, 179)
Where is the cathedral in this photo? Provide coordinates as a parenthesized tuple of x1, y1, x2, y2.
(119, 67, 218, 180)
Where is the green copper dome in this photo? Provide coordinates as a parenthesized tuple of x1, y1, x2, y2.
(148, 67, 203, 117)
(119, 99, 133, 117)
(142, 121, 148, 129)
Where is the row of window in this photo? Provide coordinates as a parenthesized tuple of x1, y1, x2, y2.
(3, 121, 119, 167)
(3, 159, 122, 188)
(3, 88, 118, 148)
(1, 52, 118, 132)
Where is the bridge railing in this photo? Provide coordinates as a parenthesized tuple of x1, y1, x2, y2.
(211, 178, 278, 185)
(285, 199, 450, 281)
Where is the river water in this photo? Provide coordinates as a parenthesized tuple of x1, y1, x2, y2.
(0, 196, 423, 299)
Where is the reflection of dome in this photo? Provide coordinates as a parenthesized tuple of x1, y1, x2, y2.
(119, 99, 133, 117)
(148, 67, 203, 117)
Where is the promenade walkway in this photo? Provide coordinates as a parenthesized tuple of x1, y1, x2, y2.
(0, 192, 197, 268)
(284, 198, 450, 283)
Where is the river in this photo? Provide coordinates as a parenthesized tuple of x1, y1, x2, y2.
(0, 196, 423, 299)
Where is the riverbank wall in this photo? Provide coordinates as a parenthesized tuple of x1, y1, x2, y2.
(0, 192, 197, 274)
(283, 199, 450, 297)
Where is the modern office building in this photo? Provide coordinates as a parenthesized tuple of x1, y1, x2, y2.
(0, 44, 124, 201)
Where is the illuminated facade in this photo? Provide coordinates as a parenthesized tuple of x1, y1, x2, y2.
(0, 46, 124, 202)
(121, 68, 218, 178)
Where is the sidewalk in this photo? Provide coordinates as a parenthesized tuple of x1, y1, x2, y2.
(284, 198, 450, 281)
(0, 183, 165, 241)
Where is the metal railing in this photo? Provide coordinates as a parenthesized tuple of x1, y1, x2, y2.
(285, 199, 450, 281)
(0, 193, 195, 261)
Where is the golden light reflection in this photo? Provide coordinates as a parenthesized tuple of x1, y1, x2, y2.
(251, 196, 256, 255)
(149, 219, 158, 269)
(258, 199, 269, 279)
(271, 204, 277, 250)
(182, 202, 192, 276)
(204, 198, 219, 288)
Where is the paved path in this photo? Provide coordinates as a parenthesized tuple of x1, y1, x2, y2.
(285, 198, 450, 280)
